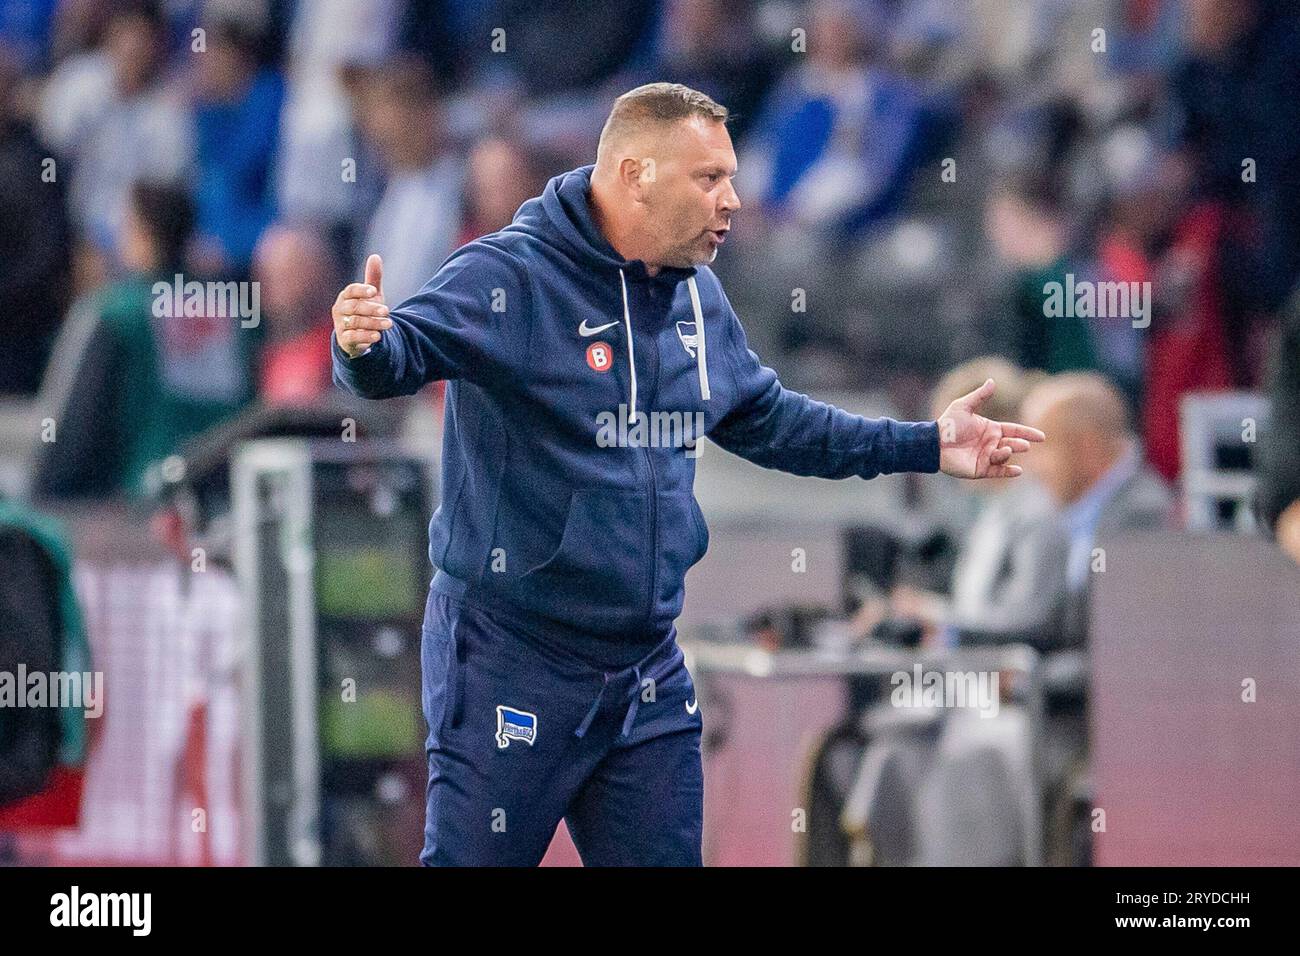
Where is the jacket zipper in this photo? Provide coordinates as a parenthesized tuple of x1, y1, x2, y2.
(643, 283, 661, 624)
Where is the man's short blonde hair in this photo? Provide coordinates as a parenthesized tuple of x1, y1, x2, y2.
(597, 82, 729, 158)
(1022, 372, 1131, 438)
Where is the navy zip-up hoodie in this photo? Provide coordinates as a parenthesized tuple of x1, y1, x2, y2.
(333, 165, 940, 665)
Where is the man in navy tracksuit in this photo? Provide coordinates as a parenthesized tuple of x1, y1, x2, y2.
(331, 84, 1044, 866)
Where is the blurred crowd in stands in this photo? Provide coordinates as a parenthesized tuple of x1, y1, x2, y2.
(0, 0, 1297, 506)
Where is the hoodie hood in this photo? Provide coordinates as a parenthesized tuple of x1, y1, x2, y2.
(515, 164, 697, 283)
(509, 163, 713, 416)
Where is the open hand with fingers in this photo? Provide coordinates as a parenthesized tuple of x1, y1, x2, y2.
(333, 254, 392, 358)
(937, 378, 1046, 479)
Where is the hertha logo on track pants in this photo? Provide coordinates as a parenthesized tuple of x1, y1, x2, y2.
(418, 582, 704, 866)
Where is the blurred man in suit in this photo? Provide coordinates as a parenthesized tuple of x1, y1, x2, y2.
(1020, 372, 1174, 648)
(864, 357, 1070, 651)
(1015, 373, 1174, 862)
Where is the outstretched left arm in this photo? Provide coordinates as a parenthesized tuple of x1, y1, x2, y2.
(706, 287, 1043, 480)
(707, 304, 940, 479)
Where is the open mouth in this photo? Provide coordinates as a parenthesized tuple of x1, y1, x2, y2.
(708, 228, 729, 244)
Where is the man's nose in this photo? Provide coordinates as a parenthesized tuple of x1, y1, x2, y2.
(721, 181, 741, 214)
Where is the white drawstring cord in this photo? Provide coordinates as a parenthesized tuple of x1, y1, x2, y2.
(618, 268, 637, 419)
(686, 276, 710, 401)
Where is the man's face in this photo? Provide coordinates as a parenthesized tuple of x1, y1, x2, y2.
(1026, 432, 1072, 505)
(639, 117, 740, 268)
(107, 15, 158, 95)
(254, 231, 325, 322)
(362, 77, 437, 170)
(1025, 402, 1103, 506)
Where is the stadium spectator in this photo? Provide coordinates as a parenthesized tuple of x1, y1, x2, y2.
(1166, 0, 1300, 339)
(739, 0, 935, 236)
(0, 41, 71, 395)
(983, 175, 1096, 376)
(36, 0, 190, 265)
(1020, 372, 1175, 647)
(1089, 125, 1166, 410)
(41, 1, 117, 67)
(492, 0, 660, 96)
(273, 0, 399, 247)
(252, 224, 339, 406)
(0, 0, 59, 71)
(457, 135, 546, 243)
(190, 10, 285, 273)
(98, 181, 254, 497)
(636, 0, 778, 144)
(393, 0, 462, 80)
(355, 57, 463, 306)
(1138, 173, 1235, 482)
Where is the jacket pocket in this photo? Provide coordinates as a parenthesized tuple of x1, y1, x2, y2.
(653, 490, 710, 612)
(518, 486, 649, 622)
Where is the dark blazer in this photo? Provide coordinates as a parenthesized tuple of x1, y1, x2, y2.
(1060, 462, 1175, 648)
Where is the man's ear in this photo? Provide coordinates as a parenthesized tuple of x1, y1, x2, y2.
(619, 155, 654, 202)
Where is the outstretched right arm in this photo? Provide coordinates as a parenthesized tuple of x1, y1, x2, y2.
(332, 245, 531, 398)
